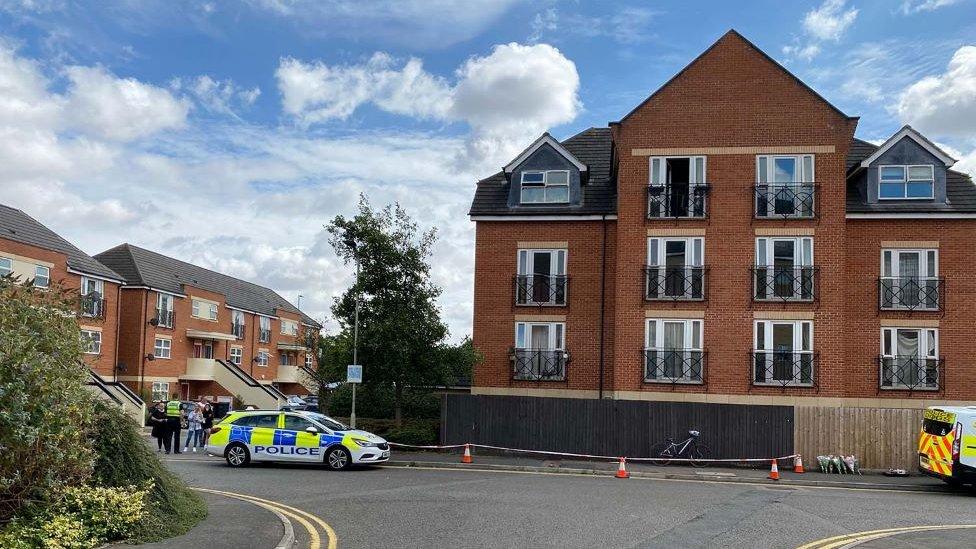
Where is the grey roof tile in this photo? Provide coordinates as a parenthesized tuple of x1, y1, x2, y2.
(94, 243, 321, 327)
(0, 203, 123, 281)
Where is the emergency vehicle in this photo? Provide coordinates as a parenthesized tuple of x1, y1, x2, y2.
(206, 410, 390, 470)
(918, 406, 976, 484)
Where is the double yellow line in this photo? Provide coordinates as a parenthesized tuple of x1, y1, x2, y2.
(797, 524, 976, 548)
(193, 487, 338, 549)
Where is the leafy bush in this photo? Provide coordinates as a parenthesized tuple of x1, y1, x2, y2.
(0, 484, 148, 548)
(90, 402, 206, 542)
(0, 278, 95, 523)
(336, 417, 439, 446)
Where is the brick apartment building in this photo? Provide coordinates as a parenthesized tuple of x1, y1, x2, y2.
(0, 204, 144, 419)
(462, 31, 976, 466)
(95, 244, 321, 406)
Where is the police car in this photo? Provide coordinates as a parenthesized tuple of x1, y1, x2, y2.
(206, 410, 390, 470)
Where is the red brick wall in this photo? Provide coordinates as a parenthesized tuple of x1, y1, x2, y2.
(0, 236, 120, 376)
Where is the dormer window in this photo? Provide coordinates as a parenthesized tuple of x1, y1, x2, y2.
(521, 170, 569, 204)
(880, 165, 934, 199)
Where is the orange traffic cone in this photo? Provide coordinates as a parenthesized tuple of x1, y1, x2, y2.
(793, 455, 804, 474)
(461, 444, 473, 464)
(768, 459, 780, 480)
(615, 457, 630, 479)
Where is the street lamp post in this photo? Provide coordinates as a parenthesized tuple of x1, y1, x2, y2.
(345, 233, 361, 429)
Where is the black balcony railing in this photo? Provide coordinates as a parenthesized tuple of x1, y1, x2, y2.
(643, 349, 705, 384)
(514, 275, 568, 306)
(752, 266, 817, 301)
(259, 329, 271, 343)
(752, 351, 815, 387)
(511, 349, 567, 381)
(754, 183, 816, 219)
(154, 308, 174, 328)
(879, 277, 943, 311)
(645, 266, 706, 301)
(880, 356, 942, 391)
(647, 184, 708, 219)
(232, 322, 246, 339)
(79, 295, 105, 319)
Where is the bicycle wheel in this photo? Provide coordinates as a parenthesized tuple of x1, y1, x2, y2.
(649, 441, 673, 466)
(689, 443, 710, 468)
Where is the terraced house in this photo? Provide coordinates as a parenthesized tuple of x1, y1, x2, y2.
(95, 244, 320, 408)
(465, 31, 976, 467)
(0, 203, 143, 419)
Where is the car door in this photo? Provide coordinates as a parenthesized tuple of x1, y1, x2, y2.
(242, 413, 282, 462)
(281, 414, 325, 462)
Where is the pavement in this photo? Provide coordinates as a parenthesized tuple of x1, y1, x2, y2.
(149, 449, 976, 548)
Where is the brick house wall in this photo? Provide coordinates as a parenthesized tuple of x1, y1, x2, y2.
(0, 236, 120, 376)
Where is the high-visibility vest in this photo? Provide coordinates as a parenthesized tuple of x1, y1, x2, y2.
(166, 400, 181, 417)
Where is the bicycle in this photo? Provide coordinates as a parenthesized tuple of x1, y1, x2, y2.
(649, 430, 710, 467)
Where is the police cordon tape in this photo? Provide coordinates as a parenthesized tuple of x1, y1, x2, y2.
(387, 442, 802, 471)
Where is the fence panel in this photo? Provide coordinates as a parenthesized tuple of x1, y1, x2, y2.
(794, 406, 923, 470)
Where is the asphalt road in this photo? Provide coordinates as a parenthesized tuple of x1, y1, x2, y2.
(163, 457, 976, 548)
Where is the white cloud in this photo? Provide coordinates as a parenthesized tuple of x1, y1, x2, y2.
(247, 0, 520, 49)
(170, 75, 261, 117)
(277, 42, 581, 169)
(896, 46, 976, 137)
(803, 0, 858, 41)
(527, 6, 658, 46)
(783, 0, 857, 61)
(64, 65, 189, 141)
(900, 0, 961, 14)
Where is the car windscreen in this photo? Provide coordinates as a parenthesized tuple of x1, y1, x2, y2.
(305, 413, 347, 431)
(923, 418, 953, 436)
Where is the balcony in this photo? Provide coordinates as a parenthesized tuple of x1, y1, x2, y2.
(752, 266, 817, 302)
(752, 351, 815, 387)
(154, 308, 174, 328)
(643, 349, 705, 384)
(647, 184, 708, 219)
(645, 266, 706, 301)
(880, 356, 942, 391)
(232, 322, 246, 339)
(754, 183, 816, 219)
(79, 296, 105, 319)
(183, 358, 217, 380)
(879, 277, 943, 312)
(514, 275, 568, 306)
(511, 349, 568, 381)
(259, 329, 271, 343)
(276, 364, 301, 384)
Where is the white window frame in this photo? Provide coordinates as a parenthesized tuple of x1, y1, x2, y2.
(514, 321, 565, 350)
(34, 265, 50, 288)
(880, 248, 939, 310)
(756, 154, 815, 184)
(157, 293, 174, 313)
(151, 382, 170, 402)
(229, 346, 243, 365)
(256, 350, 269, 367)
(0, 256, 10, 277)
(648, 156, 706, 187)
(520, 170, 570, 204)
(305, 352, 313, 368)
(755, 237, 814, 267)
(193, 340, 214, 359)
(280, 319, 298, 336)
(191, 299, 218, 321)
(259, 316, 271, 342)
(879, 164, 935, 200)
(81, 277, 103, 297)
(516, 249, 567, 306)
(644, 318, 703, 384)
(647, 237, 704, 267)
(81, 329, 102, 355)
(880, 327, 939, 390)
(753, 320, 814, 386)
(153, 337, 171, 359)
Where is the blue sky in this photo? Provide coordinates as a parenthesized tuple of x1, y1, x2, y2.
(1, 0, 974, 338)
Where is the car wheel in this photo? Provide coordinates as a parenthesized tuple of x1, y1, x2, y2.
(325, 446, 351, 471)
(225, 443, 250, 467)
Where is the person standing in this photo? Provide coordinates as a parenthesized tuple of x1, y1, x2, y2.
(183, 404, 203, 453)
(165, 394, 183, 454)
(200, 400, 215, 446)
(149, 402, 169, 453)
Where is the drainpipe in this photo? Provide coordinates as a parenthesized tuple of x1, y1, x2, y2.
(113, 283, 122, 383)
(138, 289, 148, 396)
(598, 213, 608, 399)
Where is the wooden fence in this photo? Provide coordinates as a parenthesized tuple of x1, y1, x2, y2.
(441, 394, 794, 460)
(794, 406, 923, 470)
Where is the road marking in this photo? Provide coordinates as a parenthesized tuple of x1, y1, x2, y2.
(380, 464, 959, 495)
(796, 524, 976, 549)
(193, 487, 337, 549)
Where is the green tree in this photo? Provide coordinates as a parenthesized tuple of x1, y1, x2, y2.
(310, 332, 348, 415)
(0, 277, 95, 523)
(327, 196, 450, 426)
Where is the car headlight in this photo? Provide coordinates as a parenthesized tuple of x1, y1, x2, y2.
(352, 438, 377, 447)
